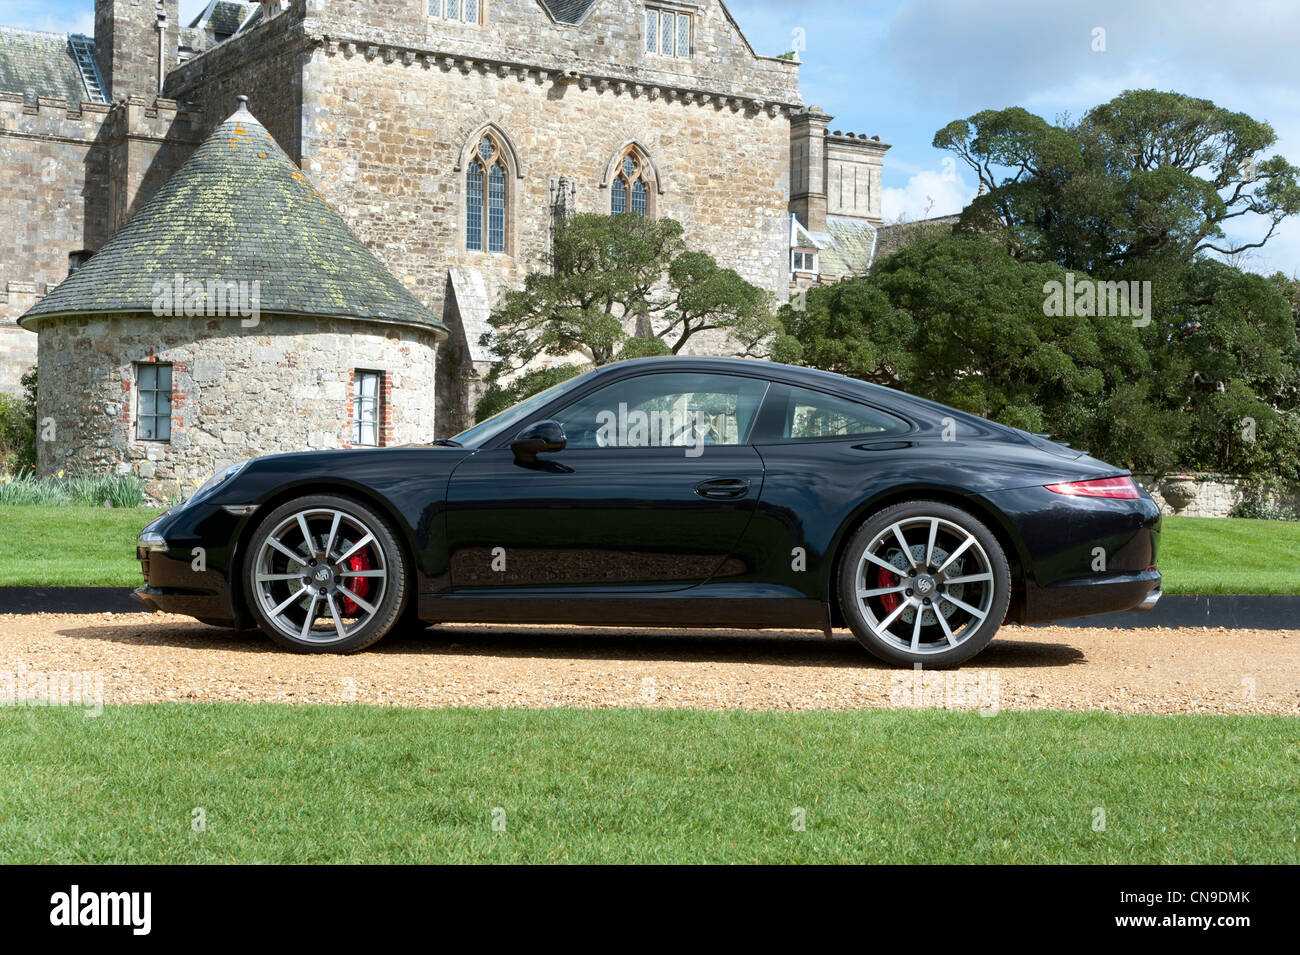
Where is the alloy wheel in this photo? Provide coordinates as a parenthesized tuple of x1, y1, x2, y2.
(250, 507, 389, 644)
(853, 515, 996, 655)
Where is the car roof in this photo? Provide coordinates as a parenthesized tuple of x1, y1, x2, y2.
(583, 356, 1011, 435)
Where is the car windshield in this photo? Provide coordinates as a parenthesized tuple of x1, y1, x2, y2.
(449, 371, 595, 449)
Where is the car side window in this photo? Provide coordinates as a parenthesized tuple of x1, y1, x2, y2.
(553, 373, 769, 450)
(781, 385, 906, 440)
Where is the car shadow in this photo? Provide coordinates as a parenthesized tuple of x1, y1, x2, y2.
(51, 619, 1085, 669)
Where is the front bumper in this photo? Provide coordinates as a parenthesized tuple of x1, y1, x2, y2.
(133, 502, 254, 627)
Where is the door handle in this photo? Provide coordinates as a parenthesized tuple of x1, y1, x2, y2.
(694, 478, 751, 500)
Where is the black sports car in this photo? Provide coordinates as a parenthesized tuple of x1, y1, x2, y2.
(134, 357, 1161, 665)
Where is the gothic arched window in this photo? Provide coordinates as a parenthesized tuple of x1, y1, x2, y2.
(466, 133, 507, 252)
(611, 146, 652, 216)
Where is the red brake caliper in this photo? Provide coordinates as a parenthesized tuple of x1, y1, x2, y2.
(340, 548, 371, 616)
(878, 565, 901, 614)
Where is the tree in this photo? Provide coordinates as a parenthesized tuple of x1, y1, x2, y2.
(774, 236, 1300, 481)
(934, 91, 1300, 273)
(479, 212, 778, 417)
(0, 367, 37, 473)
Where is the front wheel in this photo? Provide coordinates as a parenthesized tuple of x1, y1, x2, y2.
(244, 494, 408, 653)
(838, 501, 1011, 667)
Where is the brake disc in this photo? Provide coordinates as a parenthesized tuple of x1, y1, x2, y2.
(886, 545, 965, 627)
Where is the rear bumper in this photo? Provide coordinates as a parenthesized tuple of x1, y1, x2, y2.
(1020, 569, 1162, 624)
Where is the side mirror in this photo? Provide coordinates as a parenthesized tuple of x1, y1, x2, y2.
(511, 419, 566, 464)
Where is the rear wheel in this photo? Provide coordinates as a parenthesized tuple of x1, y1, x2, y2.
(244, 494, 407, 653)
(837, 500, 1010, 667)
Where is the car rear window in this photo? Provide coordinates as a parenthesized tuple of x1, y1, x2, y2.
(779, 385, 907, 440)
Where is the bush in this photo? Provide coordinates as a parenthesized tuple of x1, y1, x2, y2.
(1232, 481, 1300, 521)
(0, 471, 146, 508)
(0, 367, 37, 472)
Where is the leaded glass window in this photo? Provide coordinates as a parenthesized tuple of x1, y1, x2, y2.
(488, 162, 505, 253)
(466, 159, 483, 250)
(465, 0, 478, 23)
(645, 7, 691, 57)
(466, 133, 508, 252)
(611, 145, 652, 217)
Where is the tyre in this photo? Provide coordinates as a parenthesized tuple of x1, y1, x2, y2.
(244, 494, 408, 653)
(837, 500, 1011, 667)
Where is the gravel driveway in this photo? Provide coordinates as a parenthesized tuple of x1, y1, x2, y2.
(1, 612, 1296, 715)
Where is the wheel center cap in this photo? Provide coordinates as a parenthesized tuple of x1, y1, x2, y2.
(913, 573, 936, 596)
(313, 566, 332, 583)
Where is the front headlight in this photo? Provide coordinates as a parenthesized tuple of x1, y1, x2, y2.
(190, 460, 250, 503)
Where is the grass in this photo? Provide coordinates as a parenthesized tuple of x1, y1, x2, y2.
(1160, 516, 1300, 595)
(0, 506, 153, 586)
(0, 704, 1295, 864)
(0, 506, 1295, 594)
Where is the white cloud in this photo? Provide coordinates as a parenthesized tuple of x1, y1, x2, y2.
(882, 168, 976, 223)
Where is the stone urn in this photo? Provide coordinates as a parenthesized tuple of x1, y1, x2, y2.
(1160, 476, 1199, 513)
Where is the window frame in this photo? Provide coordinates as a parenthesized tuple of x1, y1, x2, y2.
(610, 144, 654, 217)
(465, 131, 509, 253)
(429, 0, 483, 24)
(644, 5, 692, 58)
(750, 382, 914, 445)
(352, 369, 383, 448)
(135, 362, 173, 443)
(549, 371, 771, 451)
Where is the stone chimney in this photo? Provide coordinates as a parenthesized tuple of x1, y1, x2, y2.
(789, 105, 831, 232)
(94, 0, 179, 99)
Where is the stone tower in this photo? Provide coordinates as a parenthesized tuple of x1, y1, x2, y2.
(94, 0, 179, 98)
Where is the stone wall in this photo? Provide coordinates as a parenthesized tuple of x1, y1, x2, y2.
(163, 3, 306, 152)
(303, 41, 792, 309)
(0, 92, 200, 394)
(1133, 474, 1300, 518)
(34, 312, 440, 501)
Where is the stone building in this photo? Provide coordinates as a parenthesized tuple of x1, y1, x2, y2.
(1, 0, 889, 470)
(20, 98, 446, 498)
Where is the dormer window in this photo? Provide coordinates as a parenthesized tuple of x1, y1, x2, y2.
(646, 6, 691, 58)
(791, 249, 819, 275)
(430, 0, 482, 24)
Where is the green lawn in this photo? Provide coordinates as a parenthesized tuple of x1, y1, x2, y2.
(0, 507, 1296, 594)
(0, 704, 1294, 863)
(1160, 515, 1300, 594)
(0, 506, 153, 586)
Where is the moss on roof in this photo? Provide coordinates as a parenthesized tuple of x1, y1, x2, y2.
(0, 27, 87, 104)
(22, 100, 447, 336)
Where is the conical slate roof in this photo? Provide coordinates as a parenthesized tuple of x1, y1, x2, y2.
(21, 98, 446, 335)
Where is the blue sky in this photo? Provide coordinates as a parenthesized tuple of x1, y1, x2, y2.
(7, 0, 1299, 274)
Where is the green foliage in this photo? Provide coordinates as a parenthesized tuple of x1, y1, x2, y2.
(474, 363, 582, 423)
(0, 470, 145, 508)
(934, 90, 1300, 270)
(1232, 483, 1300, 522)
(778, 236, 1299, 481)
(0, 367, 37, 472)
(480, 213, 778, 411)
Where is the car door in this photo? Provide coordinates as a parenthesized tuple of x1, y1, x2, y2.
(444, 371, 769, 591)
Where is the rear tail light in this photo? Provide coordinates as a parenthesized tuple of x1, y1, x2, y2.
(1044, 476, 1141, 499)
